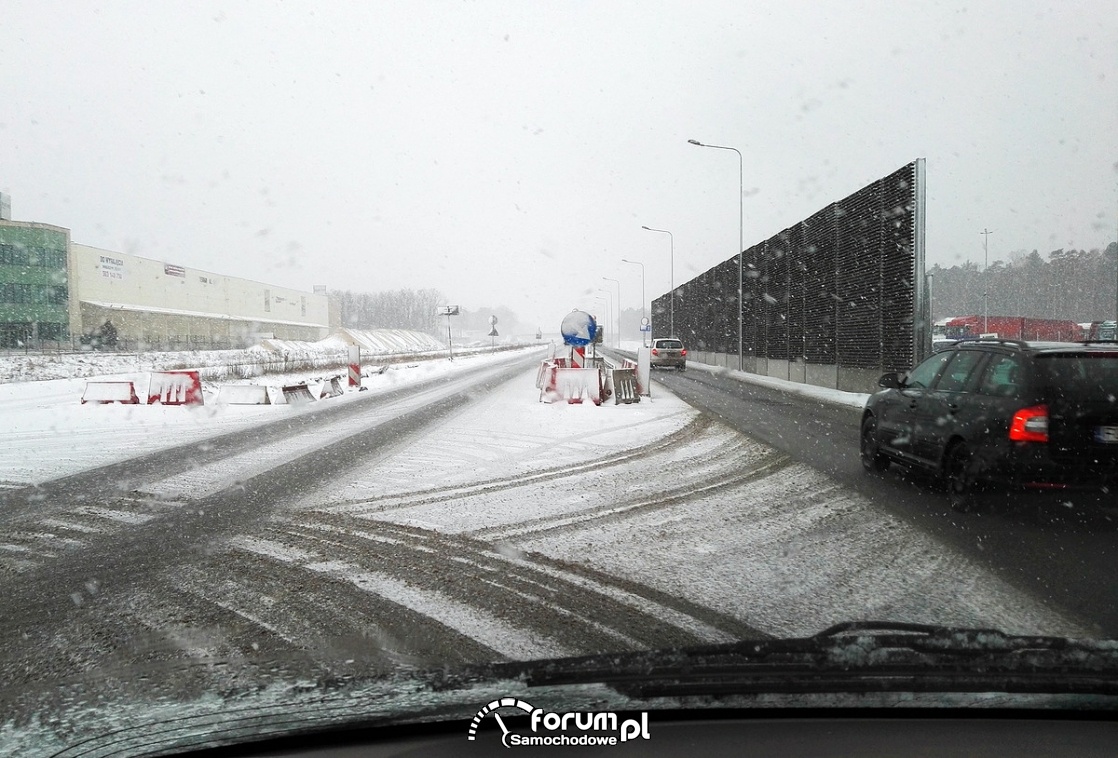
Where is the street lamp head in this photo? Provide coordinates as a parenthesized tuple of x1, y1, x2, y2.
(687, 139, 703, 146)
(641, 225, 651, 230)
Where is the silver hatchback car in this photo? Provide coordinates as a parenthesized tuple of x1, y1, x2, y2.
(650, 338, 687, 370)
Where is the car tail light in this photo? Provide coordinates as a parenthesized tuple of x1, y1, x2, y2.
(1009, 404, 1049, 443)
(651, 348, 659, 356)
(680, 349, 687, 356)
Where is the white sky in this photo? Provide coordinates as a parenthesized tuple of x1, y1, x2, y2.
(2, 0, 1115, 330)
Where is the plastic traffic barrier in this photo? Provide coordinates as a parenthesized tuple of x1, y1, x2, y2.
(537, 359, 603, 405)
(621, 357, 650, 396)
(81, 381, 140, 404)
(611, 368, 640, 404)
(215, 385, 271, 405)
(281, 383, 316, 403)
(319, 376, 344, 399)
(148, 371, 204, 405)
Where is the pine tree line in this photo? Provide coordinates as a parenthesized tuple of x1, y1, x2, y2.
(929, 243, 1118, 322)
(334, 288, 445, 336)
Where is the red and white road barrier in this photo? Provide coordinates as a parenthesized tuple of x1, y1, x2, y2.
(148, 371, 204, 405)
(536, 359, 603, 405)
(348, 345, 361, 387)
(81, 381, 140, 404)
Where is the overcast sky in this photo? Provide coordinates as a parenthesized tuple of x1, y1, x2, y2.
(2, 1, 1115, 331)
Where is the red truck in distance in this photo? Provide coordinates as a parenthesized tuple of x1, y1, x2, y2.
(941, 315, 1083, 342)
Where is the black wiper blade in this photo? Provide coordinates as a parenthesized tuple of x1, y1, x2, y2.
(447, 622, 1118, 700)
(813, 620, 1006, 638)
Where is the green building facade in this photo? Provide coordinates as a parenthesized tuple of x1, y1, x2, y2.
(0, 221, 72, 348)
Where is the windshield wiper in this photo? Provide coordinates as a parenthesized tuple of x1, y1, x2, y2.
(441, 621, 1118, 700)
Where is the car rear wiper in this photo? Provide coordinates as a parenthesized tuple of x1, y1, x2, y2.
(438, 621, 1118, 700)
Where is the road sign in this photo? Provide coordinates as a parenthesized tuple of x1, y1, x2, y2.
(488, 327, 498, 337)
(640, 324, 652, 332)
(560, 310, 598, 346)
(437, 305, 460, 316)
(488, 315, 498, 325)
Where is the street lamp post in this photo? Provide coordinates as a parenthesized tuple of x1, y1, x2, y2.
(602, 277, 621, 348)
(641, 225, 674, 337)
(595, 294, 610, 353)
(980, 228, 993, 335)
(688, 139, 744, 371)
(621, 258, 646, 346)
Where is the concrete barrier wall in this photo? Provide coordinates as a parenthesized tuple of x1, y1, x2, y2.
(837, 366, 883, 394)
(805, 363, 839, 389)
(682, 351, 880, 394)
(766, 359, 789, 381)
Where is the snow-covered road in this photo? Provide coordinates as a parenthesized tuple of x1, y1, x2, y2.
(0, 346, 1088, 727)
(0, 348, 541, 487)
(276, 365, 1085, 642)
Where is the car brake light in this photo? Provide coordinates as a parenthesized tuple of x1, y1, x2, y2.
(651, 348, 659, 356)
(680, 349, 687, 356)
(1009, 404, 1049, 443)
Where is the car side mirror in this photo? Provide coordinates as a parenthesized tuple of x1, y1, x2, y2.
(878, 372, 904, 389)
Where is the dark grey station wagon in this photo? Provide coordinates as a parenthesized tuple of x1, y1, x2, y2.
(860, 339, 1118, 512)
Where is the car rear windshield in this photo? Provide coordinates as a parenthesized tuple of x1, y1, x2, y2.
(656, 340, 683, 349)
(1035, 353, 1118, 404)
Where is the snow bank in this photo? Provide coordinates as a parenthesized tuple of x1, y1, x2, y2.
(1, 329, 449, 385)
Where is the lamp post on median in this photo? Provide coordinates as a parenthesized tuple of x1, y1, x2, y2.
(688, 138, 744, 371)
(621, 258, 646, 346)
(980, 228, 993, 335)
(602, 276, 621, 348)
(594, 295, 610, 353)
(603, 289, 614, 349)
(641, 225, 674, 337)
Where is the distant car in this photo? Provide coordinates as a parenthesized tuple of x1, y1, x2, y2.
(650, 338, 687, 370)
(860, 339, 1118, 512)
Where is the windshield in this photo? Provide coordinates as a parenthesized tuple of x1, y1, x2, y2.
(2, 1, 1118, 754)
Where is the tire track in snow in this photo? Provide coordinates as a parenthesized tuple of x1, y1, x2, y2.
(470, 450, 793, 543)
(0, 359, 540, 641)
(235, 526, 665, 656)
(254, 511, 768, 653)
(309, 414, 714, 516)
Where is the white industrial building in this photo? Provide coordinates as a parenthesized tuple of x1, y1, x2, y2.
(70, 244, 330, 350)
(1, 206, 331, 351)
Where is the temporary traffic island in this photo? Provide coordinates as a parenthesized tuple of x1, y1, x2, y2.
(536, 309, 639, 406)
